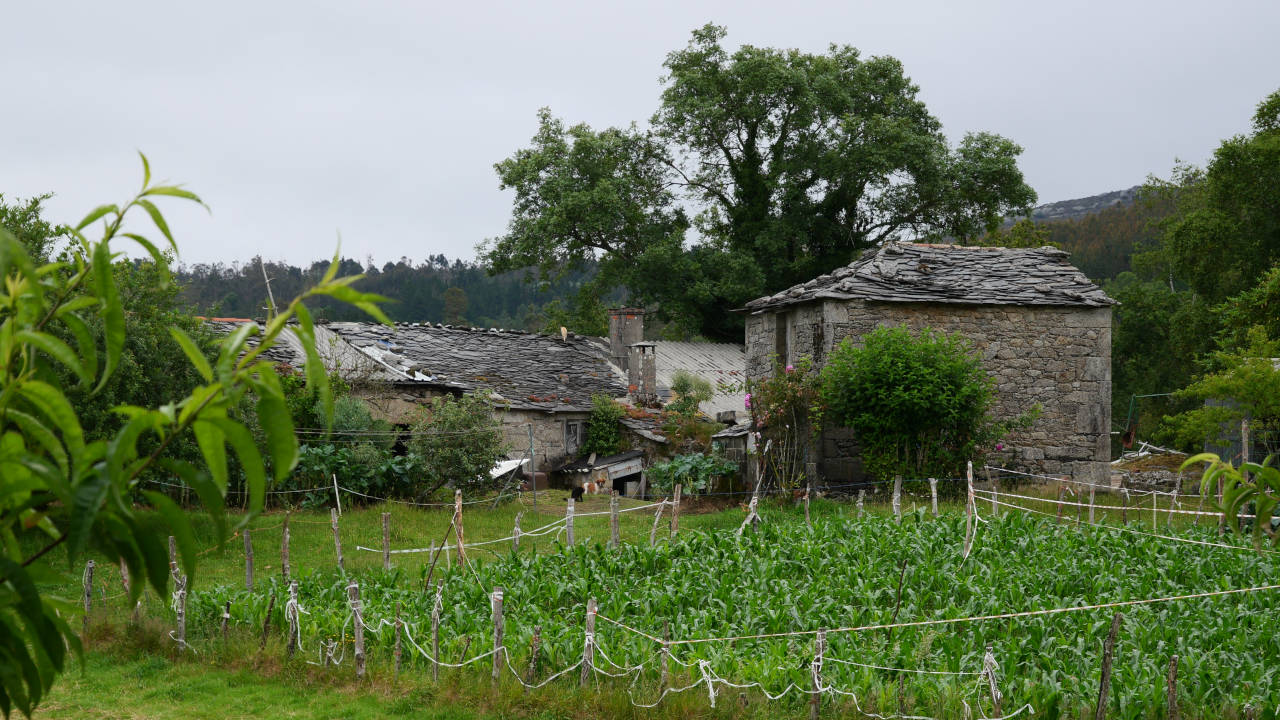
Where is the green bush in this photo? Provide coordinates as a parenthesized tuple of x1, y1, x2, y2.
(819, 325, 1027, 481)
(647, 452, 737, 494)
(408, 392, 507, 498)
(668, 370, 712, 417)
(583, 394, 626, 456)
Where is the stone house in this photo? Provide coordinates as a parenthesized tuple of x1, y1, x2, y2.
(213, 310, 745, 489)
(741, 242, 1116, 486)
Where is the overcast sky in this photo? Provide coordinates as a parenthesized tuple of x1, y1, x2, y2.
(3, 0, 1277, 267)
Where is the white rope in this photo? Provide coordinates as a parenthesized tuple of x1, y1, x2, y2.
(823, 655, 981, 676)
(981, 487, 1250, 520)
(980, 492, 1278, 554)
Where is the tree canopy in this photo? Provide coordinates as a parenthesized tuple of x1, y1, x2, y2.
(484, 24, 1036, 339)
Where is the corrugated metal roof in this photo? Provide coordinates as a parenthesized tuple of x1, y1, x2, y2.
(652, 341, 746, 417)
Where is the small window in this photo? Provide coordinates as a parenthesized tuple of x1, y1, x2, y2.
(565, 420, 584, 455)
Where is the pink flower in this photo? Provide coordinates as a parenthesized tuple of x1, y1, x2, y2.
(996, 443, 1004, 451)
(785, 364, 794, 373)
(744, 393, 752, 409)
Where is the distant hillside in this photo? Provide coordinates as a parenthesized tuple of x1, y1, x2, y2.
(1028, 186, 1141, 223)
(1011, 186, 1169, 282)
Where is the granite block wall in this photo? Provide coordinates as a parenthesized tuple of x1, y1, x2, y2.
(745, 299, 1112, 486)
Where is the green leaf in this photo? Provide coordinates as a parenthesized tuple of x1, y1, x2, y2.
(134, 200, 177, 253)
(91, 239, 125, 394)
(65, 467, 111, 564)
(138, 151, 151, 188)
(120, 233, 171, 282)
(54, 312, 98, 383)
(141, 185, 206, 209)
(253, 379, 298, 481)
(15, 381, 85, 465)
(207, 417, 265, 517)
(74, 204, 118, 232)
(142, 492, 200, 584)
(160, 459, 226, 542)
(192, 420, 228, 491)
(0, 409, 69, 480)
(13, 330, 90, 386)
(294, 304, 332, 427)
(169, 327, 214, 382)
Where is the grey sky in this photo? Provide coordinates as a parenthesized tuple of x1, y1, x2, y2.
(3, 0, 1277, 267)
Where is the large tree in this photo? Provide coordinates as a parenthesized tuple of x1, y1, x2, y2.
(485, 25, 1037, 339)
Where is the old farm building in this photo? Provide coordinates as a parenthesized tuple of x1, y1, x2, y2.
(742, 242, 1116, 486)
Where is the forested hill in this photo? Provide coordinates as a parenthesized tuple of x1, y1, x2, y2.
(176, 187, 1164, 328)
(175, 256, 596, 330)
(1022, 186, 1169, 281)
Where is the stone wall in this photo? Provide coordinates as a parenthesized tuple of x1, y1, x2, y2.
(745, 299, 1112, 485)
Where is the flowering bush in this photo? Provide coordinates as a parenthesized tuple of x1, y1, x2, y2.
(742, 356, 822, 490)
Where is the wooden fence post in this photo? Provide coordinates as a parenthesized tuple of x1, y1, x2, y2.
(929, 478, 938, 517)
(524, 625, 542, 692)
(610, 491, 620, 549)
(1056, 484, 1066, 524)
(650, 498, 666, 547)
(857, 489, 864, 517)
(513, 511, 523, 553)
(220, 600, 230, 642)
(986, 466, 997, 517)
(349, 581, 366, 678)
(491, 587, 505, 685)
(670, 484, 682, 538)
(394, 602, 403, 677)
(1094, 612, 1123, 720)
(331, 508, 345, 574)
(243, 528, 254, 591)
(286, 580, 299, 659)
(118, 557, 130, 597)
(892, 475, 902, 521)
(454, 489, 467, 566)
(1168, 480, 1179, 527)
(804, 489, 812, 527)
(282, 513, 291, 582)
(580, 597, 597, 686)
(1166, 654, 1179, 720)
(82, 559, 94, 636)
(175, 571, 188, 654)
(168, 535, 177, 576)
(963, 463, 976, 560)
(659, 621, 671, 689)
(1089, 483, 1096, 524)
(810, 629, 826, 720)
(431, 584, 442, 683)
(382, 512, 392, 570)
(566, 498, 575, 546)
(1121, 488, 1129, 525)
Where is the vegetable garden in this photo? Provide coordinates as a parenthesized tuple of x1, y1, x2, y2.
(139, 486, 1280, 720)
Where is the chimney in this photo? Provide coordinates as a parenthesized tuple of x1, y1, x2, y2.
(627, 342, 657, 404)
(608, 307, 645, 374)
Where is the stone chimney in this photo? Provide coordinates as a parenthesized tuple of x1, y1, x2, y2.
(608, 307, 645, 374)
(628, 342, 657, 404)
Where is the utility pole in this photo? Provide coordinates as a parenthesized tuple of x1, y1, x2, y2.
(528, 423, 537, 512)
(259, 256, 278, 318)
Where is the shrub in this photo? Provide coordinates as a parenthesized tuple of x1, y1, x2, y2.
(819, 325, 1027, 481)
(408, 392, 507, 498)
(583, 394, 626, 456)
(668, 370, 713, 417)
(647, 452, 737, 495)
(743, 356, 822, 490)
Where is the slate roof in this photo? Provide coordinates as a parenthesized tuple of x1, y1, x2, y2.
(204, 319, 404, 382)
(742, 243, 1116, 314)
(652, 341, 746, 417)
(322, 322, 628, 412)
